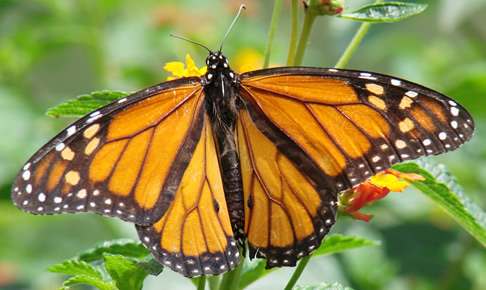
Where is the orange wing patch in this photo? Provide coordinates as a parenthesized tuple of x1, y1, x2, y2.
(237, 110, 337, 268)
(137, 117, 239, 277)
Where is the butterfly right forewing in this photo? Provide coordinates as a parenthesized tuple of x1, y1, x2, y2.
(239, 67, 474, 192)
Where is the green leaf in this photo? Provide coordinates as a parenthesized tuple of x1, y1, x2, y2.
(292, 282, 354, 290)
(60, 275, 116, 290)
(104, 253, 148, 290)
(312, 234, 378, 257)
(78, 239, 149, 262)
(393, 159, 486, 247)
(239, 258, 269, 289)
(129, 254, 164, 276)
(47, 91, 130, 118)
(339, 2, 427, 23)
(48, 259, 103, 279)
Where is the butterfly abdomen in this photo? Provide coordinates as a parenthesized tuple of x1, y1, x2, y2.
(217, 140, 245, 245)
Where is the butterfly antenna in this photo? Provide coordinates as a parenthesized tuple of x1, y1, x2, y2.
(170, 34, 212, 53)
(220, 4, 246, 52)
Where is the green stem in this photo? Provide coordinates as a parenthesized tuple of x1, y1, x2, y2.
(293, 0, 319, 66)
(207, 275, 221, 290)
(334, 22, 371, 69)
(197, 276, 206, 290)
(334, 0, 384, 69)
(263, 0, 282, 68)
(284, 256, 311, 290)
(79, 1, 106, 86)
(286, 0, 299, 66)
(218, 258, 245, 290)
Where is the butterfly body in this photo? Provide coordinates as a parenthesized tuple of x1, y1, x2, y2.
(203, 52, 246, 245)
(12, 50, 474, 277)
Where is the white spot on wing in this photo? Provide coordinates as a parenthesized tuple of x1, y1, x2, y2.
(86, 114, 102, 124)
(67, 126, 76, 136)
(22, 170, 31, 181)
(405, 91, 418, 98)
(359, 72, 377, 80)
(55, 143, 65, 151)
(395, 140, 406, 149)
(38, 193, 46, 202)
(450, 107, 459, 116)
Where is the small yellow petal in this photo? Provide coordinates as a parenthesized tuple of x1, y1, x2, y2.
(185, 54, 196, 70)
(200, 66, 207, 75)
(164, 62, 185, 74)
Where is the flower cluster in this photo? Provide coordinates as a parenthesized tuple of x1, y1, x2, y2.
(340, 169, 425, 222)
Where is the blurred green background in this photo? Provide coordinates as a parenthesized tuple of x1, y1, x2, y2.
(1, 0, 485, 289)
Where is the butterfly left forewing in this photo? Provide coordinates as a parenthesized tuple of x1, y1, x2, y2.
(12, 78, 206, 225)
(240, 67, 474, 192)
(137, 115, 239, 277)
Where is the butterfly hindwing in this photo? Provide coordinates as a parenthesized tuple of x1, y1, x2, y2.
(12, 78, 206, 225)
(137, 115, 239, 277)
(240, 67, 474, 192)
(237, 109, 337, 268)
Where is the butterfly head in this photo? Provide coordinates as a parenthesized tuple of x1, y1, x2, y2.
(205, 51, 236, 82)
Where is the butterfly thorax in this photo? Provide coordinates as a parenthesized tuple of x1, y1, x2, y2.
(203, 51, 245, 246)
(203, 51, 240, 135)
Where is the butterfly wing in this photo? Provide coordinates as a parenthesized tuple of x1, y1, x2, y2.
(12, 78, 207, 226)
(237, 109, 337, 267)
(240, 67, 474, 192)
(137, 116, 239, 277)
(238, 67, 474, 267)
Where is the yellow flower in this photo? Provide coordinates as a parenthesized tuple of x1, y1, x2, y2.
(164, 54, 207, 81)
(233, 48, 264, 73)
(369, 172, 409, 192)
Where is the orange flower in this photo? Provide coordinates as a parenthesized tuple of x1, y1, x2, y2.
(164, 54, 207, 80)
(340, 169, 425, 222)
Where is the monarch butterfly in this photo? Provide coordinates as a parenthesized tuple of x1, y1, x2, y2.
(11, 13, 474, 279)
